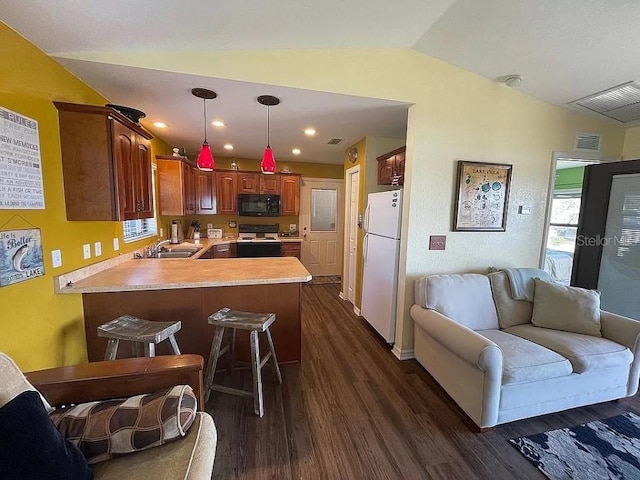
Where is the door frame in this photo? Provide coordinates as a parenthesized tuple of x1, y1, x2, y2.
(342, 165, 360, 304)
(299, 176, 344, 276)
(538, 151, 608, 270)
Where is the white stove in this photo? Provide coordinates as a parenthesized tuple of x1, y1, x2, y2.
(236, 233, 280, 243)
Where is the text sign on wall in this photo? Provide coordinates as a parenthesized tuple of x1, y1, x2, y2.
(0, 106, 45, 209)
(0, 228, 45, 287)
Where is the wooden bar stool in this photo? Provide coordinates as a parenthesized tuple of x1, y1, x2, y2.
(97, 315, 182, 360)
(204, 308, 282, 417)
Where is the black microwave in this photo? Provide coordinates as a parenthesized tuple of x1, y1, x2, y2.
(237, 194, 280, 217)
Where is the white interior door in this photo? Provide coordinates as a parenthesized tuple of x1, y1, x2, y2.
(300, 178, 344, 276)
(344, 167, 360, 303)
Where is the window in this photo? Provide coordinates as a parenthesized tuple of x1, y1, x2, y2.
(310, 188, 337, 232)
(123, 167, 157, 243)
(546, 192, 581, 253)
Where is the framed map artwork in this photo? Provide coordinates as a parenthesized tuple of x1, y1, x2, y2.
(453, 161, 512, 232)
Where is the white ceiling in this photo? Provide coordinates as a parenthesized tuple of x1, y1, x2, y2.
(3, 0, 640, 162)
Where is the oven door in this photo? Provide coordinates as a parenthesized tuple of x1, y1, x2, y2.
(236, 242, 281, 258)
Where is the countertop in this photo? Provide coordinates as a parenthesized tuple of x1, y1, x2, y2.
(58, 256, 312, 294)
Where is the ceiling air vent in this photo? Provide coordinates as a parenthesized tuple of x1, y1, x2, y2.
(327, 138, 344, 145)
(570, 81, 640, 123)
(575, 133, 601, 152)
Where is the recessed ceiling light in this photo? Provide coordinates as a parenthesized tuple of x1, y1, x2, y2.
(212, 120, 225, 127)
(153, 121, 167, 128)
(292, 148, 301, 155)
(304, 128, 316, 136)
(224, 144, 234, 150)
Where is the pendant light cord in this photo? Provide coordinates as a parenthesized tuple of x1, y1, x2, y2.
(202, 98, 208, 143)
(267, 106, 271, 148)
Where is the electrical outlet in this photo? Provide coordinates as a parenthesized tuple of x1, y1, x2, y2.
(207, 223, 213, 229)
(289, 223, 296, 231)
(159, 227, 164, 237)
(94, 241, 102, 256)
(82, 244, 91, 259)
(51, 250, 62, 268)
(113, 238, 120, 251)
(429, 235, 446, 251)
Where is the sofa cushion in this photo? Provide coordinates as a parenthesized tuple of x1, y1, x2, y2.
(0, 352, 53, 412)
(91, 412, 217, 480)
(0, 391, 92, 480)
(532, 279, 602, 337)
(505, 324, 633, 374)
(478, 330, 572, 385)
(415, 274, 499, 330)
(487, 271, 533, 328)
(51, 385, 197, 465)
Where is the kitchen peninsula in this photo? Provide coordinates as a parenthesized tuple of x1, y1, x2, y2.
(57, 254, 311, 363)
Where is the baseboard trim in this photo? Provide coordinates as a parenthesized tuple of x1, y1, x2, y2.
(392, 346, 415, 361)
(353, 306, 361, 316)
(339, 291, 346, 300)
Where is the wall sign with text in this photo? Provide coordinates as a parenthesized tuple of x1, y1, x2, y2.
(0, 106, 45, 209)
(453, 161, 513, 232)
(0, 228, 45, 287)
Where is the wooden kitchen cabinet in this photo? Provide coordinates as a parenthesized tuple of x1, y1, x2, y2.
(199, 243, 236, 259)
(195, 170, 216, 214)
(55, 102, 154, 221)
(216, 171, 238, 214)
(280, 174, 301, 216)
(156, 156, 197, 216)
(237, 173, 260, 194)
(260, 174, 281, 194)
(281, 242, 301, 259)
(377, 146, 406, 186)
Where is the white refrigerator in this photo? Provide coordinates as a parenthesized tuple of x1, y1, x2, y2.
(361, 190, 402, 343)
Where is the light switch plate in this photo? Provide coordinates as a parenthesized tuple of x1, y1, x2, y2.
(113, 238, 120, 251)
(83, 244, 91, 259)
(429, 235, 446, 251)
(159, 227, 164, 237)
(51, 250, 62, 268)
(94, 241, 102, 256)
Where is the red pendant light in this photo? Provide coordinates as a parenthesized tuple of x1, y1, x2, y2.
(191, 88, 217, 171)
(257, 95, 280, 174)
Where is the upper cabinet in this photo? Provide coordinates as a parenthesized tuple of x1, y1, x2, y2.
(157, 156, 193, 216)
(195, 170, 216, 215)
(237, 172, 260, 194)
(54, 102, 154, 221)
(280, 175, 301, 216)
(377, 146, 406, 186)
(216, 171, 238, 214)
(260, 174, 281, 194)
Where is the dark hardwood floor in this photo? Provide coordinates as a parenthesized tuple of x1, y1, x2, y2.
(206, 283, 640, 479)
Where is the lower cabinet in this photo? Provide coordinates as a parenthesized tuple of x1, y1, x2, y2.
(281, 242, 301, 259)
(200, 243, 237, 259)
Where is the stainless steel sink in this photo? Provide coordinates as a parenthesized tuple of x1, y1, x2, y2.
(162, 246, 201, 253)
(151, 251, 195, 259)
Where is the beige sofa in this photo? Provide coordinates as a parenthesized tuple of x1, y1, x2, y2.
(1, 353, 217, 479)
(410, 271, 640, 429)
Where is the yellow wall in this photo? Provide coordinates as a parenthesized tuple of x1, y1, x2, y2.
(0, 24, 171, 370)
(10, 39, 630, 358)
(210, 156, 343, 179)
(623, 126, 640, 159)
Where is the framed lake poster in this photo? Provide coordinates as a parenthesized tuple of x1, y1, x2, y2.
(0, 228, 45, 286)
(453, 161, 512, 232)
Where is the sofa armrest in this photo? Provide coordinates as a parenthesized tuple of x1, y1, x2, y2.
(25, 354, 204, 410)
(601, 310, 640, 396)
(410, 305, 502, 372)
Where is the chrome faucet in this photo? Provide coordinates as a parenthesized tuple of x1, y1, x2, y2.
(146, 239, 172, 257)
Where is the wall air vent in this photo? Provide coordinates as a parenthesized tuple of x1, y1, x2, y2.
(575, 133, 601, 152)
(327, 138, 344, 145)
(570, 81, 640, 123)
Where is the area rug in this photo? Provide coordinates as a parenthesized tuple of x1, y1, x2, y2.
(510, 412, 640, 480)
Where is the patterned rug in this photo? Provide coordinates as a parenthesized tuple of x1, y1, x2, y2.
(308, 275, 341, 285)
(510, 413, 640, 480)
